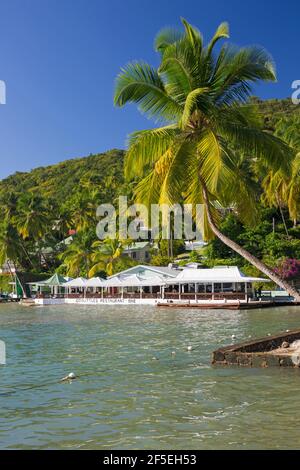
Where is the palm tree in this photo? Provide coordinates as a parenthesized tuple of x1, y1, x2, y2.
(60, 231, 95, 277)
(114, 18, 300, 300)
(16, 192, 49, 240)
(15, 192, 51, 269)
(69, 188, 100, 233)
(276, 116, 300, 226)
(0, 190, 18, 219)
(260, 115, 300, 230)
(0, 219, 22, 269)
(89, 238, 125, 277)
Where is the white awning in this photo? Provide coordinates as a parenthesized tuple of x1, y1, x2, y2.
(102, 277, 123, 287)
(85, 277, 105, 287)
(165, 266, 269, 284)
(63, 277, 88, 287)
(102, 273, 166, 288)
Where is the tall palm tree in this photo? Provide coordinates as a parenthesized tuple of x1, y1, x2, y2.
(16, 192, 49, 240)
(60, 231, 95, 277)
(89, 238, 125, 277)
(276, 116, 300, 226)
(69, 188, 100, 233)
(114, 18, 300, 300)
(260, 115, 300, 230)
(0, 219, 22, 268)
(15, 192, 51, 269)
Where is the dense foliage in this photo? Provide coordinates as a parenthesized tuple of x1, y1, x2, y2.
(0, 149, 136, 276)
(0, 97, 299, 281)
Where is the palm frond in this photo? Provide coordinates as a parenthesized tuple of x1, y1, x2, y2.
(159, 38, 198, 102)
(114, 61, 182, 121)
(180, 87, 209, 128)
(213, 45, 276, 105)
(196, 130, 229, 194)
(207, 22, 229, 55)
(154, 27, 183, 53)
(125, 125, 179, 179)
(218, 119, 293, 174)
(181, 18, 203, 51)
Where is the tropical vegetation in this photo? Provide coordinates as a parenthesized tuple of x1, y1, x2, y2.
(0, 20, 299, 297)
(113, 18, 300, 299)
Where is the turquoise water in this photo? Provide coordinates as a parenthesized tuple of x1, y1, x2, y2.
(1, 303, 300, 449)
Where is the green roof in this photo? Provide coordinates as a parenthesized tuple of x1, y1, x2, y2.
(40, 273, 68, 286)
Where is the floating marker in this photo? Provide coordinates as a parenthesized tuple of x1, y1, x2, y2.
(61, 372, 76, 382)
(187, 346, 193, 351)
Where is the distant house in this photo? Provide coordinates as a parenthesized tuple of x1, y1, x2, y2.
(0, 261, 16, 275)
(184, 262, 202, 269)
(184, 240, 206, 251)
(123, 241, 152, 263)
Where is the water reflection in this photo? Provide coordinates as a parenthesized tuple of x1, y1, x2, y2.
(0, 304, 300, 449)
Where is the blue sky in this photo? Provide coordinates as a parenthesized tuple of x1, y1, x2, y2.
(0, 0, 299, 179)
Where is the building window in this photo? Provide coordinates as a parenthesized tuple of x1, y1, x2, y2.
(223, 283, 233, 291)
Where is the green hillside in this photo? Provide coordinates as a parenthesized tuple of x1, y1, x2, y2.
(0, 98, 298, 199)
(0, 148, 127, 205)
(0, 98, 299, 279)
(251, 97, 300, 130)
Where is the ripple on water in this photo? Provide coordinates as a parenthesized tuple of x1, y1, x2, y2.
(1, 303, 300, 449)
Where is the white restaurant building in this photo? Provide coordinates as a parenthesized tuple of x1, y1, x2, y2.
(33, 264, 269, 306)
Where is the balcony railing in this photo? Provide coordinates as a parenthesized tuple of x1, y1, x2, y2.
(36, 291, 247, 301)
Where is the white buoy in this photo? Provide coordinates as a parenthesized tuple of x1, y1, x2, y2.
(267, 333, 271, 336)
(286, 330, 290, 333)
(152, 356, 159, 361)
(171, 351, 176, 356)
(187, 345, 193, 352)
(231, 335, 236, 340)
(60, 372, 76, 382)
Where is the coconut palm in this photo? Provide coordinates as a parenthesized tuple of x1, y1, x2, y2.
(0, 219, 22, 269)
(0, 190, 18, 219)
(69, 188, 100, 233)
(15, 192, 51, 269)
(59, 231, 95, 277)
(89, 238, 125, 277)
(16, 192, 49, 240)
(114, 18, 300, 300)
(261, 115, 300, 229)
(276, 116, 300, 226)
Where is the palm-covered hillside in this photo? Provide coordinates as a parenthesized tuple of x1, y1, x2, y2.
(0, 97, 299, 286)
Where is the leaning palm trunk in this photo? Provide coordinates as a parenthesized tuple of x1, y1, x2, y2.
(114, 19, 300, 300)
(202, 184, 300, 302)
(275, 194, 289, 237)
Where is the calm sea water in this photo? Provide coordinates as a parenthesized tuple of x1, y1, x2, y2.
(0, 303, 300, 450)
